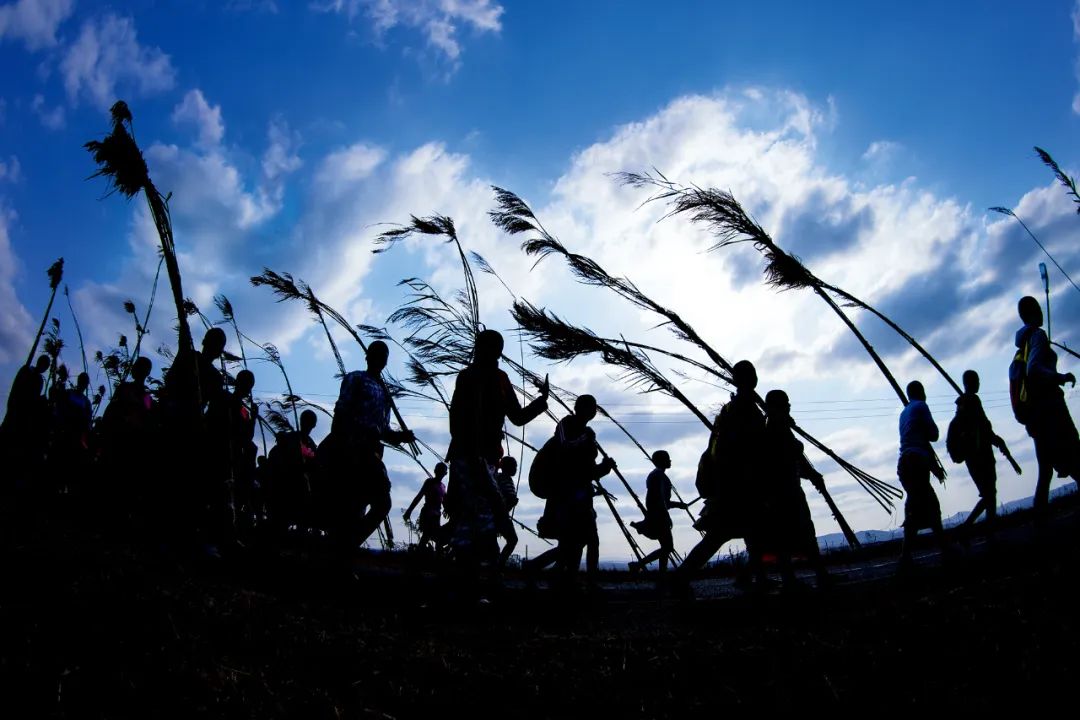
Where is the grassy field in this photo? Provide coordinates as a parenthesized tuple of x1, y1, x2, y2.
(2, 496, 1079, 718)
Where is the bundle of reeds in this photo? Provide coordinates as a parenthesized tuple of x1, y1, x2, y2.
(26, 258, 64, 367)
(491, 186, 900, 544)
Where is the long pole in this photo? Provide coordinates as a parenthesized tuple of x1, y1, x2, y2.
(1040, 262, 1051, 343)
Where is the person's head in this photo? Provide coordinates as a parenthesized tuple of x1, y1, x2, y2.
(234, 369, 255, 396)
(962, 369, 980, 394)
(765, 389, 790, 419)
(131, 356, 152, 383)
(906, 380, 926, 403)
(732, 360, 758, 392)
(652, 449, 671, 469)
(434, 461, 448, 479)
(574, 394, 598, 423)
(474, 329, 504, 364)
(202, 328, 227, 359)
(1018, 296, 1043, 327)
(366, 340, 389, 374)
(499, 456, 518, 477)
(34, 355, 50, 373)
(76, 372, 90, 392)
(300, 409, 317, 434)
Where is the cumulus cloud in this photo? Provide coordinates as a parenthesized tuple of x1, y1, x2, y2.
(31, 93, 65, 129)
(313, 0, 503, 68)
(0, 155, 20, 182)
(171, 89, 225, 149)
(73, 105, 305, 363)
(1073, 0, 1080, 114)
(58, 86, 1080, 557)
(60, 14, 176, 109)
(862, 140, 901, 163)
(0, 0, 74, 51)
(0, 205, 34, 364)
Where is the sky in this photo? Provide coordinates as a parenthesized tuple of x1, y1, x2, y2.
(3, 0, 1080, 562)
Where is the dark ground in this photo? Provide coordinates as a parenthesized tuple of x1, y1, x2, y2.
(2, 494, 1080, 718)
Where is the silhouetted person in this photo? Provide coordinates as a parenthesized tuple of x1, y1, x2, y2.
(629, 450, 686, 581)
(0, 355, 51, 491)
(162, 328, 228, 425)
(161, 328, 228, 551)
(207, 369, 258, 539)
(101, 356, 158, 522)
(320, 341, 414, 562)
(952, 370, 1006, 533)
(1015, 296, 1080, 515)
(446, 329, 547, 566)
(523, 395, 614, 586)
(673, 360, 767, 592)
(897, 380, 949, 570)
(266, 409, 318, 535)
(759, 390, 829, 589)
(555, 395, 614, 583)
(51, 372, 93, 495)
(494, 456, 520, 566)
(404, 462, 447, 551)
(2, 354, 50, 428)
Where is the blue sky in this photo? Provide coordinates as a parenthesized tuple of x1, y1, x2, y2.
(3, 0, 1080, 559)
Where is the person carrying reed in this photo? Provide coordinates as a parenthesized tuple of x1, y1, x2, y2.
(445, 329, 547, 566)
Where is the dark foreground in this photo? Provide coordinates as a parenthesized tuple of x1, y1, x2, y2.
(2, 497, 1080, 718)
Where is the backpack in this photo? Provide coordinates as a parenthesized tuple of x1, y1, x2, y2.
(528, 433, 561, 499)
(1009, 334, 1031, 425)
(695, 448, 715, 498)
(945, 414, 969, 464)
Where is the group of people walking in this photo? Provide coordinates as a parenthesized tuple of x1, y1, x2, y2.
(2, 295, 1079, 594)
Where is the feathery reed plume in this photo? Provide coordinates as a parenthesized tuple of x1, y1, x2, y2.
(215, 294, 248, 370)
(63, 285, 88, 376)
(1035, 146, 1080, 213)
(259, 343, 299, 429)
(304, 284, 346, 377)
(86, 102, 194, 363)
(374, 215, 480, 334)
(512, 301, 713, 428)
(42, 318, 63, 393)
(989, 206, 1080, 296)
(250, 267, 420, 455)
(491, 186, 732, 372)
(494, 187, 895, 533)
(619, 172, 917, 399)
(26, 258, 64, 367)
(94, 350, 112, 400)
(264, 407, 295, 437)
(377, 230, 643, 553)
(122, 256, 164, 380)
(358, 324, 452, 410)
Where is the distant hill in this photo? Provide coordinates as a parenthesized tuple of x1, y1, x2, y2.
(817, 485, 1078, 551)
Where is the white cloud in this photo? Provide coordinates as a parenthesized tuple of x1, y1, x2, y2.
(0, 155, 20, 182)
(262, 117, 302, 190)
(862, 139, 901, 163)
(73, 111, 305, 361)
(0, 205, 34, 364)
(314, 142, 386, 188)
(313, 0, 503, 67)
(55, 86, 1080, 559)
(0, 0, 74, 51)
(31, 93, 65, 129)
(1073, 0, 1080, 114)
(60, 14, 176, 109)
(171, 89, 225, 149)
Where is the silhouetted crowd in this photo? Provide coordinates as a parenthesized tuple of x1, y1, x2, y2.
(2, 296, 1079, 595)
